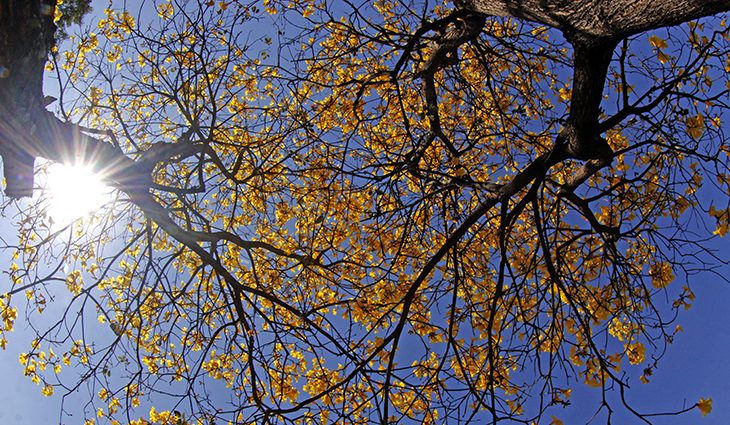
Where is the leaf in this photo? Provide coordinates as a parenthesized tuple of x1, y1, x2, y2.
(697, 398, 712, 416)
(558, 87, 571, 102)
(157, 3, 174, 19)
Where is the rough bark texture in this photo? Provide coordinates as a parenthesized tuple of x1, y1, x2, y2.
(458, 0, 730, 166)
(560, 37, 616, 161)
(462, 0, 730, 38)
(0, 0, 56, 197)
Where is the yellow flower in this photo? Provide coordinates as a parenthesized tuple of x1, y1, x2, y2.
(685, 114, 705, 140)
(41, 384, 54, 397)
(157, 3, 174, 19)
(648, 35, 668, 49)
(625, 341, 646, 365)
(697, 398, 712, 416)
(649, 262, 674, 289)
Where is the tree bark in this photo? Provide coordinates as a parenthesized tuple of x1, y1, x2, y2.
(0, 0, 56, 198)
(461, 0, 730, 39)
(459, 0, 730, 166)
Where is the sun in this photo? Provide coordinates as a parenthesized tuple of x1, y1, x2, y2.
(45, 163, 111, 224)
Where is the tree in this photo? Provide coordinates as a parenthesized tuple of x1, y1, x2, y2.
(0, 0, 729, 423)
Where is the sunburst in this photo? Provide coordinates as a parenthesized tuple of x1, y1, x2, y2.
(45, 163, 110, 224)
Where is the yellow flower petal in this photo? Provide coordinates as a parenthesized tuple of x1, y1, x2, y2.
(697, 398, 712, 416)
(649, 35, 668, 49)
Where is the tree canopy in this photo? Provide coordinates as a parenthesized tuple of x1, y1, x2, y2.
(0, 0, 729, 424)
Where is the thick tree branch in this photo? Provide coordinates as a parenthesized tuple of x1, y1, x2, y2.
(459, 0, 730, 178)
(415, 11, 486, 157)
(0, 0, 56, 197)
(559, 37, 617, 162)
(461, 0, 730, 39)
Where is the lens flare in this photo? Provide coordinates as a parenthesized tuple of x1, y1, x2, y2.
(46, 163, 110, 223)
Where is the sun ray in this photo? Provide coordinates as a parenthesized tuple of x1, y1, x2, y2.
(45, 163, 110, 224)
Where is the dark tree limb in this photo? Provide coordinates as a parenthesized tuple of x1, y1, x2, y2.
(458, 0, 730, 187)
(0, 0, 56, 198)
(461, 0, 730, 39)
(415, 11, 486, 157)
(559, 37, 617, 162)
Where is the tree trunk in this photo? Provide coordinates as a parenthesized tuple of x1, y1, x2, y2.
(0, 0, 56, 198)
(462, 0, 730, 38)
(0, 0, 147, 198)
(457, 0, 730, 164)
